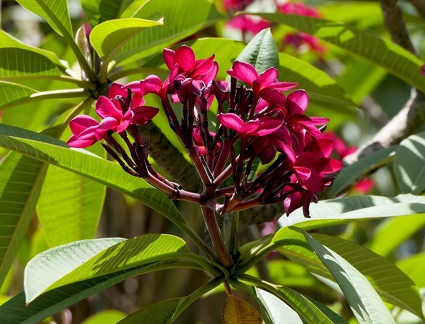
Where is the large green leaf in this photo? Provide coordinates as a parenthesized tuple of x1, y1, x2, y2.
(0, 82, 37, 110)
(0, 48, 61, 79)
(278, 194, 425, 230)
(90, 18, 164, 64)
(0, 30, 64, 68)
(15, 0, 72, 37)
(114, 0, 224, 65)
(0, 260, 181, 323)
(255, 13, 425, 93)
(223, 295, 263, 323)
(304, 230, 395, 323)
(81, 0, 101, 27)
(331, 146, 397, 197)
(0, 152, 48, 286)
(25, 234, 189, 302)
(393, 131, 425, 194)
(369, 215, 425, 257)
(314, 233, 424, 320)
(397, 253, 425, 288)
(119, 298, 181, 323)
(0, 123, 187, 227)
(235, 28, 279, 73)
(99, 0, 135, 22)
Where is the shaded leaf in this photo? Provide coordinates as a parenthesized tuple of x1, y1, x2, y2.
(0, 152, 48, 286)
(314, 233, 424, 320)
(99, 0, 135, 22)
(235, 28, 279, 73)
(255, 13, 425, 93)
(81, 0, 101, 27)
(223, 296, 263, 324)
(331, 146, 396, 197)
(118, 298, 181, 324)
(16, 0, 72, 37)
(278, 194, 425, 230)
(25, 234, 189, 302)
(303, 230, 395, 323)
(393, 131, 425, 194)
(0, 82, 37, 110)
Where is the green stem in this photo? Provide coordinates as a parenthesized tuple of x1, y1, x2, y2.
(0, 76, 96, 90)
(171, 277, 225, 322)
(30, 89, 91, 100)
(228, 211, 240, 257)
(178, 252, 222, 277)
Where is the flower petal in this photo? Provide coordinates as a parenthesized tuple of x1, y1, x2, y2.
(227, 61, 258, 86)
(174, 45, 195, 72)
(67, 135, 97, 148)
(257, 67, 278, 87)
(131, 106, 159, 125)
(95, 96, 122, 121)
(108, 82, 126, 98)
(140, 75, 163, 96)
(96, 117, 119, 139)
(163, 48, 175, 70)
(69, 115, 99, 135)
(287, 90, 309, 112)
(217, 113, 244, 131)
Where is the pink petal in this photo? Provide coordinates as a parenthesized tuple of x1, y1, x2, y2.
(69, 115, 99, 135)
(255, 118, 282, 136)
(124, 81, 141, 93)
(200, 61, 219, 84)
(267, 81, 298, 92)
(239, 119, 260, 135)
(287, 90, 309, 112)
(260, 89, 286, 107)
(322, 158, 343, 174)
(217, 113, 244, 132)
(174, 45, 195, 72)
(140, 75, 163, 96)
(227, 61, 258, 86)
(67, 135, 97, 148)
(108, 82, 126, 98)
(96, 117, 119, 139)
(257, 67, 278, 87)
(192, 55, 215, 78)
(95, 96, 122, 121)
(163, 48, 175, 70)
(310, 116, 329, 125)
(306, 138, 334, 157)
(131, 106, 159, 125)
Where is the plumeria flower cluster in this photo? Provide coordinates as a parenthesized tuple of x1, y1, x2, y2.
(68, 45, 342, 217)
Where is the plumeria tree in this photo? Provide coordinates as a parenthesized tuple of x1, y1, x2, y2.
(0, 0, 425, 323)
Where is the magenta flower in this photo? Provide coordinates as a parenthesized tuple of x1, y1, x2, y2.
(217, 113, 282, 138)
(226, 15, 270, 35)
(277, 2, 321, 17)
(283, 185, 317, 217)
(67, 115, 102, 148)
(227, 61, 298, 98)
(223, 0, 254, 11)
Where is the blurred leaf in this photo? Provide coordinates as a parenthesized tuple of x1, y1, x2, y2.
(393, 131, 425, 194)
(314, 233, 424, 319)
(81, 0, 101, 27)
(278, 194, 425, 230)
(115, 0, 224, 65)
(223, 295, 263, 324)
(0, 260, 180, 323)
(25, 234, 188, 302)
(397, 253, 425, 288)
(0, 48, 61, 79)
(118, 298, 181, 323)
(0, 152, 48, 286)
(255, 288, 303, 324)
(369, 215, 425, 257)
(255, 13, 425, 93)
(235, 28, 279, 73)
(90, 18, 163, 64)
(15, 0, 72, 37)
(304, 230, 395, 323)
(0, 124, 189, 228)
(319, 2, 383, 28)
(99, 0, 135, 22)
(82, 310, 127, 324)
(331, 146, 396, 197)
(0, 82, 37, 111)
(0, 31, 64, 68)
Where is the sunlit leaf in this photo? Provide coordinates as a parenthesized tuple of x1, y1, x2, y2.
(304, 230, 395, 323)
(393, 131, 425, 194)
(0, 82, 37, 111)
(0, 152, 48, 286)
(223, 295, 263, 324)
(82, 310, 127, 324)
(255, 13, 425, 93)
(118, 298, 181, 323)
(25, 234, 189, 302)
(16, 0, 72, 37)
(314, 233, 424, 320)
(99, 0, 135, 22)
(331, 146, 396, 197)
(397, 253, 425, 288)
(278, 194, 425, 230)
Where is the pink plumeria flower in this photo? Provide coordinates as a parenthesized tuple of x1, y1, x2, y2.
(223, 0, 254, 11)
(217, 112, 282, 138)
(226, 15, 270, 35)
(67, 115, 102, 148)
(278, 2, 321, 17)
(227, 61, 298, 99)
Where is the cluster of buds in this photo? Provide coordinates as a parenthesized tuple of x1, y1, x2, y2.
(67, 45, 342, 217)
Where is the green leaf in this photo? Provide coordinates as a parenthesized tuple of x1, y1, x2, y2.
(0, 30, 64, 68)
(99, 0, 135, 22)
(0, 152, 48, 286)
(0, 48, 61, 79)
(118, 298, 181, 324)
(0, 260, 180, 323)
(114, 0, 224, 65)
(303, 230, 396, 323)
(369, 215, 425, 257)
(223, 295, 263, 324)
(82, 310, 127, 324)
(0, 82, 37, 110)
(0, 124, 187, 227)
(235, 28, 279, 73)
(278, 194, 425, 230)
(397, 253, 425, 288)
(16, 0, 72, 37)
(393, 131, 425, 194)
(90, 18, 164, 62)
(81, 0, 101, 27)
(25, 234, 189, 302)
(314, 233, 424, 320)
(255, 288, 303, 324)
(331, 146, 397, 197)
(255, 13, 425, 93)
